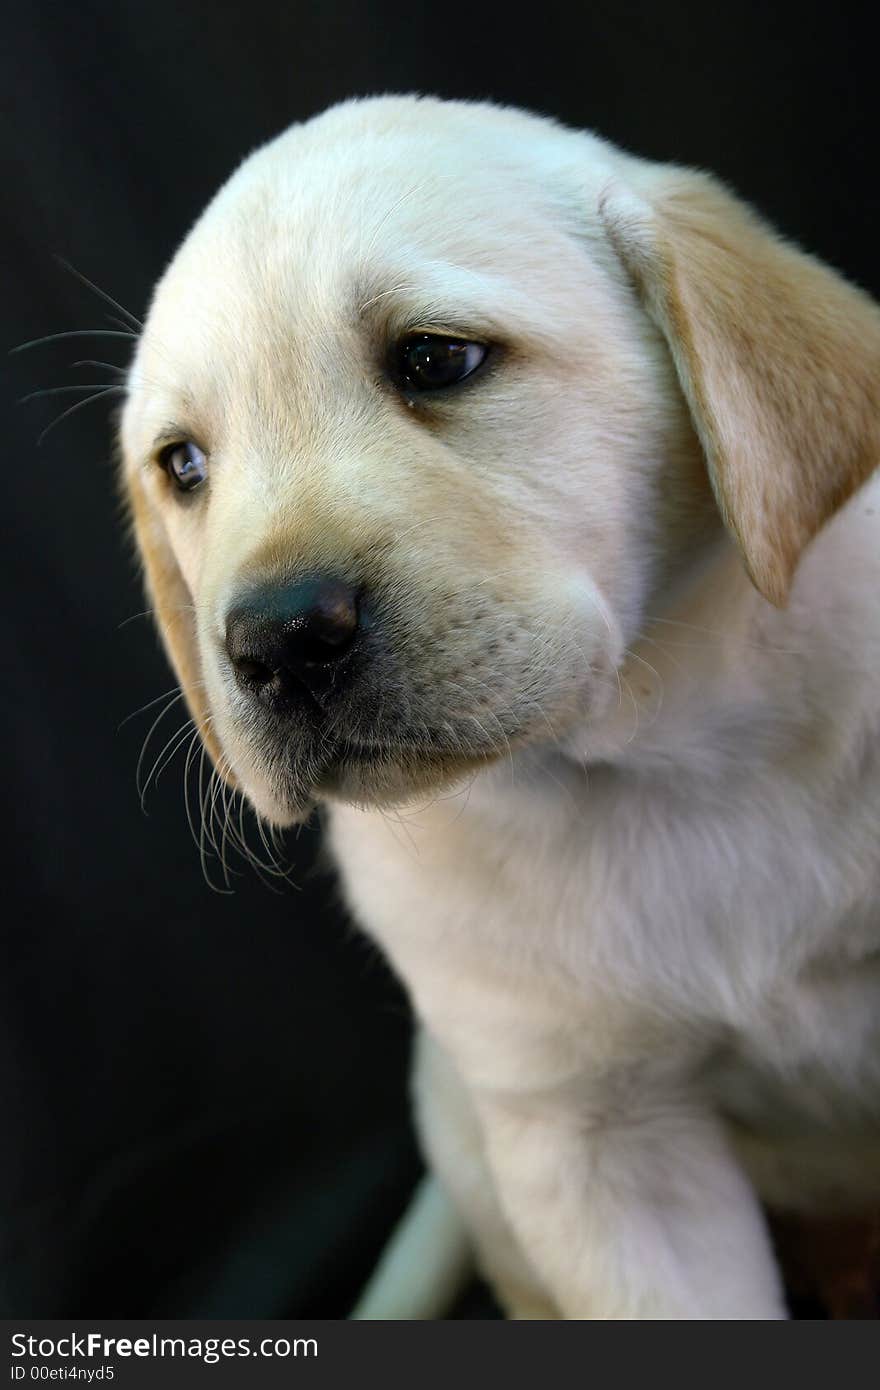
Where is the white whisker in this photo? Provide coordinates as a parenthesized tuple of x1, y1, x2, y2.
(118, 684, 184, 730)
(135, 690, 188, 806)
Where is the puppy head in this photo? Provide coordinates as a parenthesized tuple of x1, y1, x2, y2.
(120, 96, 880, 823)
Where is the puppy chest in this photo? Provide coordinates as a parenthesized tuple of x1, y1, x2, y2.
(709, 958, 880, 1136)
(329, 795, 880, 1106)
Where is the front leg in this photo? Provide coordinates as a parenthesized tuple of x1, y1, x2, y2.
(413, 1029, 559, 1319)
(474, 1086, 787, 1319)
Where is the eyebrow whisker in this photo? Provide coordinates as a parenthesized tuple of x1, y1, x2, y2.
(35, 385, 125, 445)
(21, 383, 124, 403)
(10, 329, 138, 354)
(56, 257, 143, 331)
(105, 314, 140, 334)
(358, 282, 419, 314)
(71, 359, 128, 374)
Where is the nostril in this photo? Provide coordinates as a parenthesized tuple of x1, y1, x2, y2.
(225, 608, 278, 689)
(231, 655, 275, 686)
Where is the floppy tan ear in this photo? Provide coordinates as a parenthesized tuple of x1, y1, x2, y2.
(600, 168, 880, 605)
(126, 470, 229, 774)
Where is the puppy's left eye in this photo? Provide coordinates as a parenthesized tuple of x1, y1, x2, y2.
(161, 441, 208, 492)
(393, 334, 488, 391)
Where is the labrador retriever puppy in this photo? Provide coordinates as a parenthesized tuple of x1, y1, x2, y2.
(119, 96, 880, 1319)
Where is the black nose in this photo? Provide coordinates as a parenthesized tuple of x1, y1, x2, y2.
(225, 577, 360, 707)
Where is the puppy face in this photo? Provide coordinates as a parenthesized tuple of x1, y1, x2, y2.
(120, 97, 879, 823)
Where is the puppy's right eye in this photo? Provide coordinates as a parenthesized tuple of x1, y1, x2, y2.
(392, 334, 489, 392)
(160, 441, 208, 493)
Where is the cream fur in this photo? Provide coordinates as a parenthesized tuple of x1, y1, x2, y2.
(120, 96, 880, 1319)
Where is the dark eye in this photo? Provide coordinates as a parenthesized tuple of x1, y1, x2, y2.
(393, 334, 488, 391)
(161, 441, 208, 492)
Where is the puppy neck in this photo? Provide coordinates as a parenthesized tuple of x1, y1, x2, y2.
(560, 534, 809, 778)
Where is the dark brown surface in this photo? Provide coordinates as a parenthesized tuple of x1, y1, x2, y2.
(772, 1210, 880, 1319)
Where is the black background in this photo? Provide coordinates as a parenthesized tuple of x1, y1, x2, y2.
(2, 1, 876, 1318)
